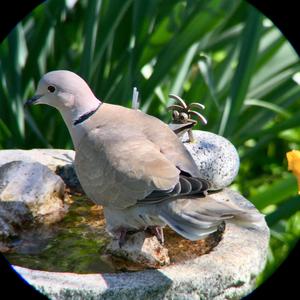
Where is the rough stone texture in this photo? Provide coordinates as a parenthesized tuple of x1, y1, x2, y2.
(0, 161, 67, 247)
(0, 149, 79, 189)
(106, 231, 170, 268)
(182, 130, 240, 190)
(13, 188, 269, 300)
(0, 204, 28, 251)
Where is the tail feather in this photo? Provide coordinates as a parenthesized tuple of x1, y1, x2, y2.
(160, 212, 219, 240)
(184, 211, 231, 222)
(158, 195, 265, 241)
(181, 212, 223, 228)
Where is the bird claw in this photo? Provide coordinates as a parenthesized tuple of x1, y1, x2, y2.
(147, 226, 165, 245)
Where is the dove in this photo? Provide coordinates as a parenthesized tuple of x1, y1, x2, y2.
(25, 70, 263, 244)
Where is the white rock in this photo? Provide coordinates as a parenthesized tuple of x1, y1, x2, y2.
(182, 130, 240, 190)
(0, 161, 66, 224)
(0, 149, 75, 172)
(0, 149, 80, 190)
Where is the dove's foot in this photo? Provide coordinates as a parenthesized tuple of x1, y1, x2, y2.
(114, 227, 141, 247)
(115, 228, 128, 248)
(146, 226, 165, 245)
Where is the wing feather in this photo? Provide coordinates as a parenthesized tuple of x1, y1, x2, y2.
(75, 129, 180, 209)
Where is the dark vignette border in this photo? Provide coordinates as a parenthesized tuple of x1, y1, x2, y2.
(0, 0, 298, 299)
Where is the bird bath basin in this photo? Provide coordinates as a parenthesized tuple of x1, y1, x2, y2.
(0, 149, 269, 299)
(13, 210, 269, 300)
(5, 193, 223, 274)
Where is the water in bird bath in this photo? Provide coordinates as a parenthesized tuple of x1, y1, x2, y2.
(4, 191, 224, 273)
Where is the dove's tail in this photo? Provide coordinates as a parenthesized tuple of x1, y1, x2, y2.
(158, 194, 265, 241)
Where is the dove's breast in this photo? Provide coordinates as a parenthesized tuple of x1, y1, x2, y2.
(74, 134, 113, 207)
(74, 131, 142, 209)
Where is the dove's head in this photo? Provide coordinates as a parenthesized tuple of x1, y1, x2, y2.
(25, 70, 101, 124)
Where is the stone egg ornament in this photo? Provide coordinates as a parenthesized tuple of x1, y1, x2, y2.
(182, 130, 239, 190)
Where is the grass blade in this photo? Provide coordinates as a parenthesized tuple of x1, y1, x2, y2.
(266, 196, 300, 227)
(251, 174, 297, 210)
(219, 7, 262, 136)
(244, 98, 291, 118)
(80, 0, 102, 79)
(169, 42, 199, 98)
(197, 54, 220, 109)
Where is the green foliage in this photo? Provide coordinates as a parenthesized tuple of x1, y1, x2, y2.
(0, 0, 299, 284)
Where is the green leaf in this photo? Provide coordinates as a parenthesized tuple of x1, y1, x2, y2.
(169, 42, 199, 98)
(238, 110, 300, 146)
(91, 0, 133, 80)
(266, 196, 300, 227)
(197, 54, 220, 109)
(142, 0, 238, 102)
(244, 98, 291, 118)
(251, 174, 298, 210)
(80, 0, 102, 79)
(219, 7, 263, 136)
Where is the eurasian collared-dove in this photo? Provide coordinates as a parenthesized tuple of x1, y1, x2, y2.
(25, 70, 263, 243)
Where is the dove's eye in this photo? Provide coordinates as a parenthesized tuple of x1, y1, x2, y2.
(48, 86, 56, 93)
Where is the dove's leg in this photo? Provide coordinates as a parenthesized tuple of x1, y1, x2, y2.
(147, 226, 165, 244)
(115, 227, 128, 248)
(115, 227, 143, 247)
(104, 206, 166, 245)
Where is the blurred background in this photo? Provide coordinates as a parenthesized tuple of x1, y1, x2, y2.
(0, 0, 299, 285)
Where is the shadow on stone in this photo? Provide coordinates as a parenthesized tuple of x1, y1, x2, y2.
(100, 271, 173, 300)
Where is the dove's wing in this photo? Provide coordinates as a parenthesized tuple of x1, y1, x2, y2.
(75, 104, 209, 209)
(137, 110, 203, 179)
(75, 128, 180, 209)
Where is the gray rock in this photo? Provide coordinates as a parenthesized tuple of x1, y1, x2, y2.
(0, 149, 79, 189)
(106, 231, 170, 268)
(0, 204, 25, 251)
(13, 189, 269, 299)
(0, 161, 67, 244)
(182, 130, 240, 190)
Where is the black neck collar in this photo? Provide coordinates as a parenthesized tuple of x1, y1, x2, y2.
(73, 102, 102, 126)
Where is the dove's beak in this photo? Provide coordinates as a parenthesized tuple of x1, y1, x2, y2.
(24, 95, 42, 107)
